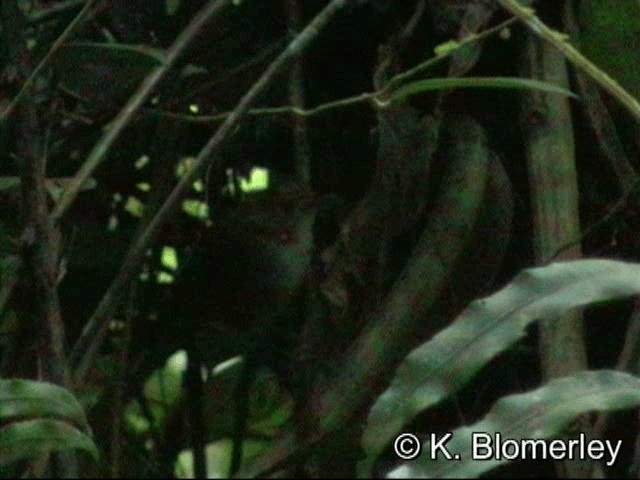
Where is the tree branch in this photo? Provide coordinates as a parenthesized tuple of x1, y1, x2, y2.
(496, 0, 640, 122)
(51, 0, 233, 221)
(70, 0, 354, 385)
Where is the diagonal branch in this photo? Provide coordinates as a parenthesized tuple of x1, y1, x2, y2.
(51, 0, 233, 221)
(0, 0, 97, 121)
(496, 0, 640, 122)
(70, 0, 355, 385)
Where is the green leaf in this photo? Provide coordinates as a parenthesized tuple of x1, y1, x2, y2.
(240, 167, 270, 193)
(166, 0, 181, 16)
(182, 199, 209, 220)
(141, 350, 187, 426)
(0, 379, 90, 431)
(161, 246, 179, 271)
(387, 371, 640, 478)
(124, 196, 145, 217)
(388, 77, 578, 103)
(0, 419, 98, 465)
(52, 42, 166, 104)
(361, 259, 640, 470)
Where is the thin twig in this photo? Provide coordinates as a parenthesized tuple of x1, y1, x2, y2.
(0, 0, 96, 121)
(51, 0, 233, 221)
(146, 16, 520, 125)
(547, 177, 640, 264)
(180, 38, 285, 104)
(148, 92, 376, 123)
(29, 0, 87, 25)
(70, 0, 353, 385)
(287, 0, 311, 186)
(382, 15, 518, 94)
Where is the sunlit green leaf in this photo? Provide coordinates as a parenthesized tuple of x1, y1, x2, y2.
(125, 196, 145, 217)
(125, 351, 187, 436)
(176, 157, 196, 178)
(135, 155, 150, 170)
(157, 272, 175, 284)
(161, 246, 179, 271)
(240, 167, 269, 193)
(182, 199, 209, 219)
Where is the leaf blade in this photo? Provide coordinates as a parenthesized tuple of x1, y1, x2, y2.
(0, 419, 98, 466)
(387, 370, 640, 478)
(388, 77, 578, 103)
(362, 259, 640, 466)
(0, 379, 90, 431)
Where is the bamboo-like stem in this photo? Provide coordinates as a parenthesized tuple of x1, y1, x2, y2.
(287, 0, 312, 186)
(519, 30, 598, 479)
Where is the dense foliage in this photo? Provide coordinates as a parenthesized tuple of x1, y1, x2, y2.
(1, 0, 640, 478)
